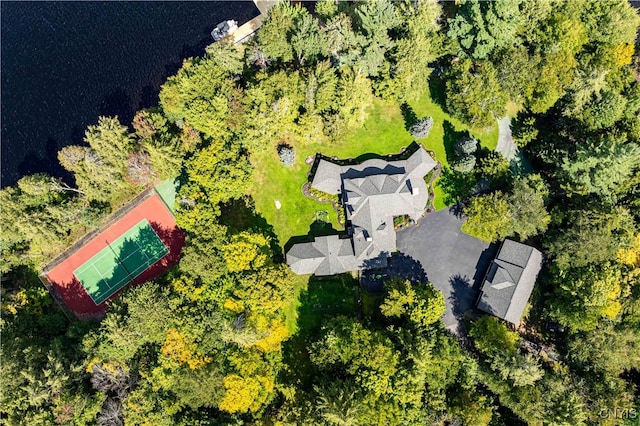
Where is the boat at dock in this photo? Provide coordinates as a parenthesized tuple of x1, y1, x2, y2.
(211, 19, 238, 41)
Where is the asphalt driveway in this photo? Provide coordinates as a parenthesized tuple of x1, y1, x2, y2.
(394, 208, 498, 335)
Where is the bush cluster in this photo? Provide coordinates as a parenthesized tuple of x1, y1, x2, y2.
(452, 136, 477, 173)
(277, 144, 295, 167)
(410, 117, 434, 139)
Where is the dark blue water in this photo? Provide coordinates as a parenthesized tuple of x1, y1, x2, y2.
(1, 1, 259, 187)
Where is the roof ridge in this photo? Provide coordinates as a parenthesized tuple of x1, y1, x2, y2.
(496, 257, 528, 271)
(349, 197, 370, 220)
(493, 263, 516, 286)
(503, 250, 542, 322)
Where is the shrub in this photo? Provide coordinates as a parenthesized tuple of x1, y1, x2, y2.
(410, 117, 434, 139)
(125, 151, 155, 186)
(277, 144, 295, 166)
(452, 154, 476, 173)
(309, 186, 339, 203)
(454, 137, 478, 155)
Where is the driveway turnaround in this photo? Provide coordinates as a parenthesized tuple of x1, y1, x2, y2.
(395, 208, 498, 335)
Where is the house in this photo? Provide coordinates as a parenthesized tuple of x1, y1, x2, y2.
(476, 239, 543, 324)
(287, 146, 437, 275)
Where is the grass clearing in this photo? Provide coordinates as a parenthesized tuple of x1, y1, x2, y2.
(295, 274, 360, 333)
(248, 91, 498, 246)
(283, 273, 311, 334)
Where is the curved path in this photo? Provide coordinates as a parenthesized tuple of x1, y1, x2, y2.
(496, 116, 517, 161)
(497, 116, 535, 175)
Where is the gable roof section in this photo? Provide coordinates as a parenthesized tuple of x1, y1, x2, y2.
(405, 146, 437, 176)
(286, 242, 326, 275)
(477, 239, 543, 324)
(311, 159, 343, 194)
(286, 235, 360, 276)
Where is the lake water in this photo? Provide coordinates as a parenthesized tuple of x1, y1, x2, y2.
(1, 1, 259, 187)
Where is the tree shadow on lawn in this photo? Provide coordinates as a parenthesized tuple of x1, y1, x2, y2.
(428, 72, 447, 110)
(296, 274, 360, 335)
(400, 102, 419, 132)
(219, 196, 283, 262)
(443, 120, 470, 164)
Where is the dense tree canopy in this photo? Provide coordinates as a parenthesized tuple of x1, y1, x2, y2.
(447, 0, 522, 60)
(445, 59, 508, 128)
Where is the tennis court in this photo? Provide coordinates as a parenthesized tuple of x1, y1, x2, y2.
(73, 219, 168, 305)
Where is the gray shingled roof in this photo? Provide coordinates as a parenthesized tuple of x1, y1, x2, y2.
(477, 239, 543, 324)
(287, 147, 437, 276)
(311, 160, 343, 194)
(286, 234, 361, 276)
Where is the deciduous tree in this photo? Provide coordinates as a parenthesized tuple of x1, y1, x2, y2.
(545, 207, 634, 270)
(445, 59, 507, 128)
(506, 176, 550, 240)
(222, 231, 271, 273)
(462, 192, 514, 242)
(310, 317, 399, 398)
(550, 263, 624, 330)
(380, 280, 445, 328)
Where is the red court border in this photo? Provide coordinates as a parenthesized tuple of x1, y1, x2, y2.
(43, 192, 185, 319)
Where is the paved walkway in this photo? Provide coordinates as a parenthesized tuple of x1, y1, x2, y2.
(394, 209, 498, 336)
(496, 116, 535, 175)
(496, 116, 517, 161)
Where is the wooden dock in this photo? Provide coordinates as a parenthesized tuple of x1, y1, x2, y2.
(228, 0, 279, 44)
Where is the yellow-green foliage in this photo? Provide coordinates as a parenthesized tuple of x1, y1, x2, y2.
(219, 349, 276, 413)
(308, 186, 339, 203)
(380, 279, 445, 328)
(222, 231, 270, 272)
(462, 192, 513, 242)
(469, 316, 520, 357)
(618, 233, 640, 267)
(160, 328, 211, 370)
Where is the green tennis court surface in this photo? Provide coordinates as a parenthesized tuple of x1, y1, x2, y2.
(155, 178, 178, 214)
(73, 219, 168, 305)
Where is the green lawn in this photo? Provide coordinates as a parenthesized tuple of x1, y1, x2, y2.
(294, 274, 360, 333)
(410, 94, 498, 210)
(283, 273, 312, 334)
(248, 91, 498, 246)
